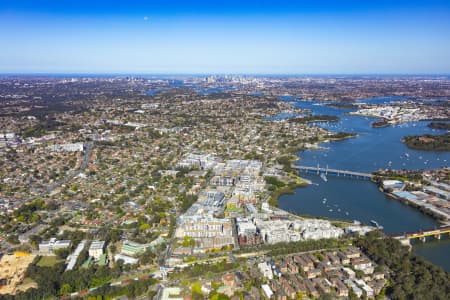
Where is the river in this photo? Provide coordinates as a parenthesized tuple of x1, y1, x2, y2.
(276, 96, 450, 271)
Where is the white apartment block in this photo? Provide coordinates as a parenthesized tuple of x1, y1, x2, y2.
(89, 240, 105, 260)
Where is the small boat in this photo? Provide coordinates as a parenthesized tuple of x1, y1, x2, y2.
(345, 212, 349, 215)
(405, 153, 410, 158)
(329, 209, 333, 212)
(320, 173, 328, 182)
(370, 220, 379, 226)
(370, 220, 384, 229)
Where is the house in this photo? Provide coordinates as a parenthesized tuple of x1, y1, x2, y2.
(274, 291, 287, 300)
(161, 287, 183, 300)
(326, 252, 340, 265)
(288, 275, 308, 296)
(352, 257, 374, 274)
(335, 280, 349, 297)
(278, 261, 288, 273)
(343, 247, 361, 259)
(258, 262, 274, 280)
(344, 279, 362, 298)
(222, 273, 235, 287)
(294, 255, 313, 271)
(342, 267, 356, 279)
(281, 281, 296, 299)
(303, 279, 319, 298)
(287, 263, 298, 274)
(355, 279, 374, 298)
(305, 268, 322, 279)
(336, 251, 350, 264)
(312, 278, 330, 294)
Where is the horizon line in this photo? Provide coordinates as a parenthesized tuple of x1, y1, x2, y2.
(1, 72, 450, 77)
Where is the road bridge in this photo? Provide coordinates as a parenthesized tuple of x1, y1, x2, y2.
(391, 226, 450, 242)
(292, 164, 373, 180)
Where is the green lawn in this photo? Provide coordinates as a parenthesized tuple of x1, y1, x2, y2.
(37, 256, 61, 267)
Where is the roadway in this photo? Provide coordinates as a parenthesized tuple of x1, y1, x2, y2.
(292, 165, 373, 179)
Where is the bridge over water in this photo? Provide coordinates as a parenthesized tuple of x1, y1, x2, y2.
(292, 165, 374, 180)
(390, 226, 450, 242)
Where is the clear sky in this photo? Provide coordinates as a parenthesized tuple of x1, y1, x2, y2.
(1, 0, 450, 74)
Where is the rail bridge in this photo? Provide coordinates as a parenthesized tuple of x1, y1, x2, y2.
(390, 226, 450, 243)
(292, 164, 373, 180)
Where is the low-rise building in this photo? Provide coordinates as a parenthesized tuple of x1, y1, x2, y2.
(261, 284, 273, 299)
(39, 238, 71, 254)
(121, 240, 151, 257)
(66, 240, 87, 271)
(89, 240, 105, 260)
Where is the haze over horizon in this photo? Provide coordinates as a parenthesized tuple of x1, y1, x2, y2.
(1, 0, 450, 74)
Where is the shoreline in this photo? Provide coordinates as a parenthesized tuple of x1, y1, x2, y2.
(401, 134, 450, 152)
(269, 132, 357, 207)
(268, 180, 309, 207)
(383, 189, 449, 225)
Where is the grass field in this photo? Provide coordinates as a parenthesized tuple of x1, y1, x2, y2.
(37, 256, 61, 267)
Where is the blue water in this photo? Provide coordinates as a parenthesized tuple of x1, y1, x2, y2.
(281, 174, 439, 234)
(291, 100, 448, 172)
(277, 96, 450, 271)
(146, 89, 162, 96)
(265, 112, 304, 121)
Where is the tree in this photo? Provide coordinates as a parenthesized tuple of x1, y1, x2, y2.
(7, 234, 20, 245)
(59, 283, 72, 296)
(191, 282, 203, 300)
(54, 248, 70, 260)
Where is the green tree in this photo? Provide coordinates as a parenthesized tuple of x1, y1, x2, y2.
(59, 283, 72, 295)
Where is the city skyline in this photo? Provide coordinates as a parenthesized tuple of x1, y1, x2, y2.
(1, 0, 450, 74)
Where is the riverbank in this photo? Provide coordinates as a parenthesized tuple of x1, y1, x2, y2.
(428, 122, 450, 130)
(371, 119, 390, 128)
(268, 179, 309, 207)
(288, 114, 340, 124)
(385, 192, 449, 225)
(402, 133, 450, 151)
(325, 132, 358, 141)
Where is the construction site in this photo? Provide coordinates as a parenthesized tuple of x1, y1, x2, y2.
(0, 252, 37, 295)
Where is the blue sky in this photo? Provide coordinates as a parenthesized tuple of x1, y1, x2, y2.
(1, 0, 450, 74)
